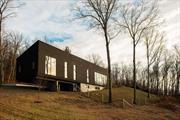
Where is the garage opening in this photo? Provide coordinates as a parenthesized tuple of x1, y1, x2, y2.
(60, 82, 80, 92)
(60, 82, 73, 91)
(43, 80, 80, 92)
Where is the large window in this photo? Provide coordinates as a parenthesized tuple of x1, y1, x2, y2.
(64, 62, 68, 78)
(45, 56, 56, 76)
(87, 69, 89, 83)
(73, 65, 76, 80)
(94, 72, 107, 85)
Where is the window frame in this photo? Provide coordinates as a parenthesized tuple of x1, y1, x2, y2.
(73, 65, 76, 80)
(45, 56, 56, 76)
(87, 69, 89, 83)
(94, 72, 107, 85)
(64, 61, 68, 78)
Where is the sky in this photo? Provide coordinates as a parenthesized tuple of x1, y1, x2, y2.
(6, 0, 180, 66)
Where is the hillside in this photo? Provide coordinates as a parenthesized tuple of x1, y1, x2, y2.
(0, 86, 180, 120)
(88, 86, 158, 105)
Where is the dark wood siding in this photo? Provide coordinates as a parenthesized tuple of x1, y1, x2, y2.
(37, 41, 107, 86)
(16, 41, 38, 83)
(16, 40, 107, 86)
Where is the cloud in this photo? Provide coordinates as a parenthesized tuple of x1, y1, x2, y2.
(47, 33, 72, 43)
(4, 0, 180, 66)
(159, 0, 180, 49)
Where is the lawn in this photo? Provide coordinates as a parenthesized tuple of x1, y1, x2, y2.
(0, 86, 180, 120)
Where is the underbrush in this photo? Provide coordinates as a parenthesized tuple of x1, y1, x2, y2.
(156, 97, 180, 112)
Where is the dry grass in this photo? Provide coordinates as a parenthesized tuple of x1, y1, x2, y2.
(0, 86, 180, 120)
(89, 86, 159, 105)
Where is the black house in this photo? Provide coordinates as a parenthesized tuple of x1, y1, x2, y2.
(16, 40, 108, 92)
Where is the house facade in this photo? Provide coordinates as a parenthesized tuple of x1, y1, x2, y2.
(16, 40, 108, 92)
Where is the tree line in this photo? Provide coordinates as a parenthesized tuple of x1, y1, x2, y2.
(111, 46, 180, 97)
(0, 0, 33, 84)
(0, 0, 179, 105)
(76, 0, 179, 104)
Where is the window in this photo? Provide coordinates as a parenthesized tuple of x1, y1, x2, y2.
(45, 56, 56, 76)
(73, 65, 76, 80)
(18, 65, 21, 73)
(94, 72, 107, 85)
(87, 69, 89, 83)
(95, 87, 100, 90)
(64, 62, 68, 78)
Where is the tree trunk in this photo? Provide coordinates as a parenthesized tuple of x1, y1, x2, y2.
(175, 73, 180, 96)
(146, 43, 150, 98)
(12, 58, 17, 82)
(156, 71, 159, 95)
(0, 49, 4, 84)
(133, 39, 136, 104)
(8, 56, 14, 82)
(164, 75, 168, 96)
(8, 50, 17, 82)
(9, 57, 16, 83)
(0, 17, 3, 85)
(104, 29, 112, 103)
(147, 64, 150, 98)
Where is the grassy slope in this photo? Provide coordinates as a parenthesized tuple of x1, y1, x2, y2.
(0, 86, 180, 120)
(89, 86, 158, 104)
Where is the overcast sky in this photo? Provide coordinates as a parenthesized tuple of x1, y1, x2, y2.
(6, 0, 180, 65)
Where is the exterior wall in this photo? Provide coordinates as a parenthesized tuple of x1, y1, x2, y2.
(80, 83, 104, 92)
(16, 40, 108, 89)
(16, 42, 38, 83)
(37, 41, 107, 87)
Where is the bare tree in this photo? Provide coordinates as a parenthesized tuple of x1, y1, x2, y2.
(138, 68, 147, 90)
(0, 0, 22, 85)
(120, 63, 133, 87)
(116, 0, 160, 104)
(7, 32, 23, 82)
(174, 45, 180, 96)
(169, 63, 176, 96)
(119, 63, 126, 85)
(161, 50, 172, 95)
(175, 45, 180, 59)
(86, 53, 105, 67)
(144, 29, 164, 98)
(76, 0, 118, 103)
(174, 60, 180, 96)
(18, 38, 31, 55)
(111, 63, 120, 86)
(0, 33, 9, 83)
(152, 46, 163, 95)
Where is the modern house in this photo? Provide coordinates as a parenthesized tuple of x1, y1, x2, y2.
(16, 40, 108, 92)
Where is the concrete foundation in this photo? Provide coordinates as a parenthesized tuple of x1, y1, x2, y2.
(80, 83, 104, 92)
